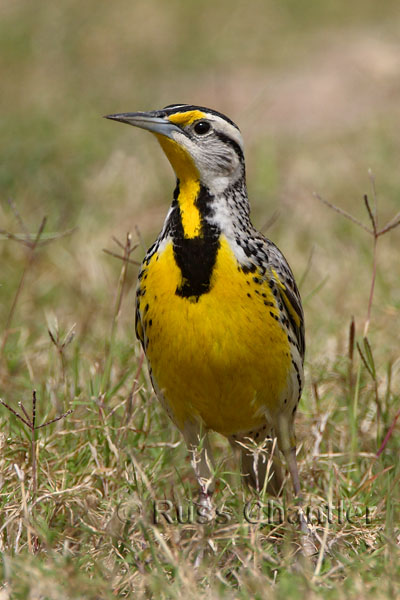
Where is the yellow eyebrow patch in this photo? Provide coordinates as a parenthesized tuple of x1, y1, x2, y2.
(168, 110, 206, 126)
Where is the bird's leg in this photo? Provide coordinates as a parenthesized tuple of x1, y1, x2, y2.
(284, 445, 301, 497)
(182, 421, 216, 568)
(276, 415, 312, 538)
(182, 421, 215, 511)
(282, 445, 312, 539)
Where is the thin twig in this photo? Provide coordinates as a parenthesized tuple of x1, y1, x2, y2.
(357, 339, 382, 422)
(112, 235, 126, 250)
(7, 197, 30, 237)
(356, 342, 374, 378)
(0, 391, 73, 552)
(113, 234, 132, 329)
(368, 169, 378, 222)
(35, 409, 74, 429)
(0, 227, 76, 247)
(377, 211, 400, 236)
(312, 380, 320, 409)
(298, 246, 314, 290)
(363, 195, 377, 236)
(314, 193, 372, 234)
(134, 224, 146, 252)
(364, 234, 377, 338)
(376, 406, 400, 458)
(102, 248, 140, 265)
(14, 464, 33, 552)
(125, 353, 145, 428)
(0, 399, 31, 428)
(31, 392, 37, 501)
(48, 321, 76, 383)
(32, 390, 37, 430)
(260, 209, 280, 234)
(101, 233, 135, 394)
(316, 181, 400, 336)
(117, 351, 145, 446)
(348, 316, 355, 391)
(18, 401, 31, 423)
(0, 229, 34, 248)
(348, 317, 355, 362)
(0, 217, 47, 361)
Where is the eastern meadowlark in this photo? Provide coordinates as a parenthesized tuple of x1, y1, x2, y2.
(106, 104, 305, 504)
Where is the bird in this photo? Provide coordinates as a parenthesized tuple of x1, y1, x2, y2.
(105, 104, 305, 506)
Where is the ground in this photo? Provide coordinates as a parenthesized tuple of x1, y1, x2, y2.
(0, 1, 399, 598)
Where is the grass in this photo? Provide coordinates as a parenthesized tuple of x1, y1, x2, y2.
(1, 0, 400, 597)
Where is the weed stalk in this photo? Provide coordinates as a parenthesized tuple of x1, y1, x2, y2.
(316, 172, 400, 457)
(0, 390, 72, 552)
(100, 233, 139, 396)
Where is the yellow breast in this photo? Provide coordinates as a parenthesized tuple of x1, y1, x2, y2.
(137, 236, 292, 436)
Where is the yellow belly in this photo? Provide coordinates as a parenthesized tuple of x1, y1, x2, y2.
(137, 236, 292, 436)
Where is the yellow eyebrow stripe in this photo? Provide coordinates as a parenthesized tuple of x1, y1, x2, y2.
(168, 110, 206, 126)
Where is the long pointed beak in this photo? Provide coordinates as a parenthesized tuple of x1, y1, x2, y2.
(104, 112, 180, 139)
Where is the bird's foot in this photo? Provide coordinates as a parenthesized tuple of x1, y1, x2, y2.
(197, 489, 213, 510)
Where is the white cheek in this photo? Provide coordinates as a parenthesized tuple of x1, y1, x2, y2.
(171, 131, 243, 195)
(172, 132, 198, 156)
(206, 159, 242, 195)
(204, 174, 231, 194)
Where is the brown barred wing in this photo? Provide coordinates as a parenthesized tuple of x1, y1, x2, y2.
(266, 241, 305, 362)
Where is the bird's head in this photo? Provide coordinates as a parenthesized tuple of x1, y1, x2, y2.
(105, 104, 245, 195)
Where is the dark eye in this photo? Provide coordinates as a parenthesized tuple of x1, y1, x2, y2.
(194, 120, 211, 135)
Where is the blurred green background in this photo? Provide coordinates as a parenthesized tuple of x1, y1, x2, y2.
(1, 0, 399, 395)
(1, 2, 400, 596)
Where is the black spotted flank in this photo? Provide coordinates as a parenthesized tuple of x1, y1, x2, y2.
(240, 264, 257, 274)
